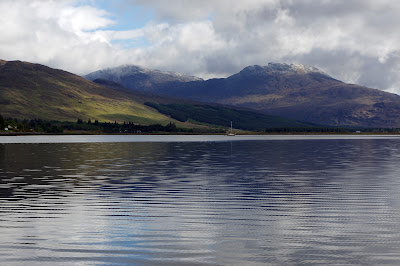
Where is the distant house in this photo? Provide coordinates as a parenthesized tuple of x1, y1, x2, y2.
(5, 125, 16, 131)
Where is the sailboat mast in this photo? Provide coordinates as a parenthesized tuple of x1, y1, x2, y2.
(227, 121, 235, 136)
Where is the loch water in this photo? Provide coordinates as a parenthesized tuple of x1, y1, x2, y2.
(1, 135, 400, 265)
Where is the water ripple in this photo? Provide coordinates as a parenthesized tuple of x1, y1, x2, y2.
(1, 138, 400, 264)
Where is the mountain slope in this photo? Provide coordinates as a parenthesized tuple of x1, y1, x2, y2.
(88, 63, 400, 127)
(93, 78, 315, 129)
(0, 60, 178, 124)
(144, 102, 313, 130)
(219, 64, 400, 127)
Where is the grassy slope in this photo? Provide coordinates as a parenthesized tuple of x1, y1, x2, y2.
(145, 102, 313, 130)
(0, 61, 179, 125)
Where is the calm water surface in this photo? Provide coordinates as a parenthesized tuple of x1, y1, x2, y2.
(1, 135, 400, 265)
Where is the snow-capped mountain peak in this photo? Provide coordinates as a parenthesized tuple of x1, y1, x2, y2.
(85, 65, 203, 84)
(240, 63, 327, 76)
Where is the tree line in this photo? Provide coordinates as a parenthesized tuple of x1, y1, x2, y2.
(2, 114, 400, 134)
(0, 115, 224, 134)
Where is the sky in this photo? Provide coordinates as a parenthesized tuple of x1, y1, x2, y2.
(1, 0, 400, 93)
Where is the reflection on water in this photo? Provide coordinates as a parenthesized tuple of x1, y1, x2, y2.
(1, 138, 400, 264)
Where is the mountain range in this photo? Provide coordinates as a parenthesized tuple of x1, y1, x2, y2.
(2, 59, 400, 129)
(0, 60, 309, 130)
(86, 63, 400, 127)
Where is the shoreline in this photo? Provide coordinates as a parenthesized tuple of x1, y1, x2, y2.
(1, 131, 400, 136)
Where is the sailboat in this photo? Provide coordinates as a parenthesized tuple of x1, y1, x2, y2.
(227, 121, 235, 136)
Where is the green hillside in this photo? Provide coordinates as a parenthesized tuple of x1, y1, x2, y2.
(0, 60, 178, 125)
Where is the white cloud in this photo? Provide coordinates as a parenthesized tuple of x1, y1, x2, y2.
(2, 0, 400, 93)
(0, 0, 116, 73)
